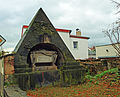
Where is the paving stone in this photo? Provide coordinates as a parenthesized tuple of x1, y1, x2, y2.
(4, 85, 28, 97)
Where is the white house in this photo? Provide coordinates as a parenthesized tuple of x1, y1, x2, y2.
(96, 44, 119, 59)
(56, 28, 89, 60)
(22, 25, 90, 60)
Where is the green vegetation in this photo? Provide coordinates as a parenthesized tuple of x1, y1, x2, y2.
(85, 68, 118, 80)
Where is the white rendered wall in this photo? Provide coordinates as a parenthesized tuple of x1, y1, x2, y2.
(57, 31, 72, 52)
(96, 44, 118, 58)
(70, 38, 88, 59)
(58, 31, 88, 60)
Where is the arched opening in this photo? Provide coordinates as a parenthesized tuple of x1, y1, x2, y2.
(27, 43, 64, 71)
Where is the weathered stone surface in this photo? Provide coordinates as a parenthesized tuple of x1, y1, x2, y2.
(13, 8, 78, 90)
(4, 85, 28, 97)
(14, 8, 75, 72)
(14, 70, 60, 90)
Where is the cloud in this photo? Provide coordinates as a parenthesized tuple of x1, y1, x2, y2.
(0, 0, 118, 51)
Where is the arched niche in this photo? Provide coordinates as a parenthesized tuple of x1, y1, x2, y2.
(27, 43, 64, 71)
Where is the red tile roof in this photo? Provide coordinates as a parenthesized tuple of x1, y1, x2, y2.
(56, 28, 71, 33)
(70, 35, 89, 39)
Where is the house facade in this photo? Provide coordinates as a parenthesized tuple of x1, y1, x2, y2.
(56, 29, 89, 60)
(96, 44, 118, 59)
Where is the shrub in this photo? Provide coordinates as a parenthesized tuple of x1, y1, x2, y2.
(85, 68, 118, 81)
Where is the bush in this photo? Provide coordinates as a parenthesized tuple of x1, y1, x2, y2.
(85, 68, 118, 81)
(94, 68, 118, 79)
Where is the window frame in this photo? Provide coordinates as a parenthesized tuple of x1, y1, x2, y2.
(73, 41, 78, 49)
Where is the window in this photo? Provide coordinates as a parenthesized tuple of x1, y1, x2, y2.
(106, 49, 109, 52)
(73, 41, 78, 48)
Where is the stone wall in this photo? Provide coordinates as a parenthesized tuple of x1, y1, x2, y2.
(9, 70, 60, 90)
(4, 55, 14, 79)
(78, 58, 120, 75)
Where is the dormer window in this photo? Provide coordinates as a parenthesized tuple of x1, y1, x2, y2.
(73, 41, 78, 49)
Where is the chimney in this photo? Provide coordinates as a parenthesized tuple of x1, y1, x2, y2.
(76, 28, 81, 36)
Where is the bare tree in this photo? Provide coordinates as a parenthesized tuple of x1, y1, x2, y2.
(103, 0, 120, 56)
(112, 0, 120, 14)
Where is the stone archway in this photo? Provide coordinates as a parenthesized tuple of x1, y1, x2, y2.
(27, 43, 64, 71)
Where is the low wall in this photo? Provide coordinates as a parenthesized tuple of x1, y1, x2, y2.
(78, 58, 120, 75)
(7, 70, 60, 90)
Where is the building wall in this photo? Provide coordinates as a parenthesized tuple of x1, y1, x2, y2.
(58, 31, 88, 59)
(70, 38, 88, 59)
(58, 31, 71, 49)
(4, 55, 14, 75)
(96, 44, 118, 58)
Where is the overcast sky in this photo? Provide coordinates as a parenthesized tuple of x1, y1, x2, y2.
(0, 0, 119, 51)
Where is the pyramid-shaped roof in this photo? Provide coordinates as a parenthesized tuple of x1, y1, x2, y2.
(14, 8, 75, 68)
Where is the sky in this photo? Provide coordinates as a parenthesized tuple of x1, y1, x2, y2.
(0, 0, 119, 51)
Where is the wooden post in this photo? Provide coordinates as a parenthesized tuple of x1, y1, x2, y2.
(0, 57, 4, 97)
